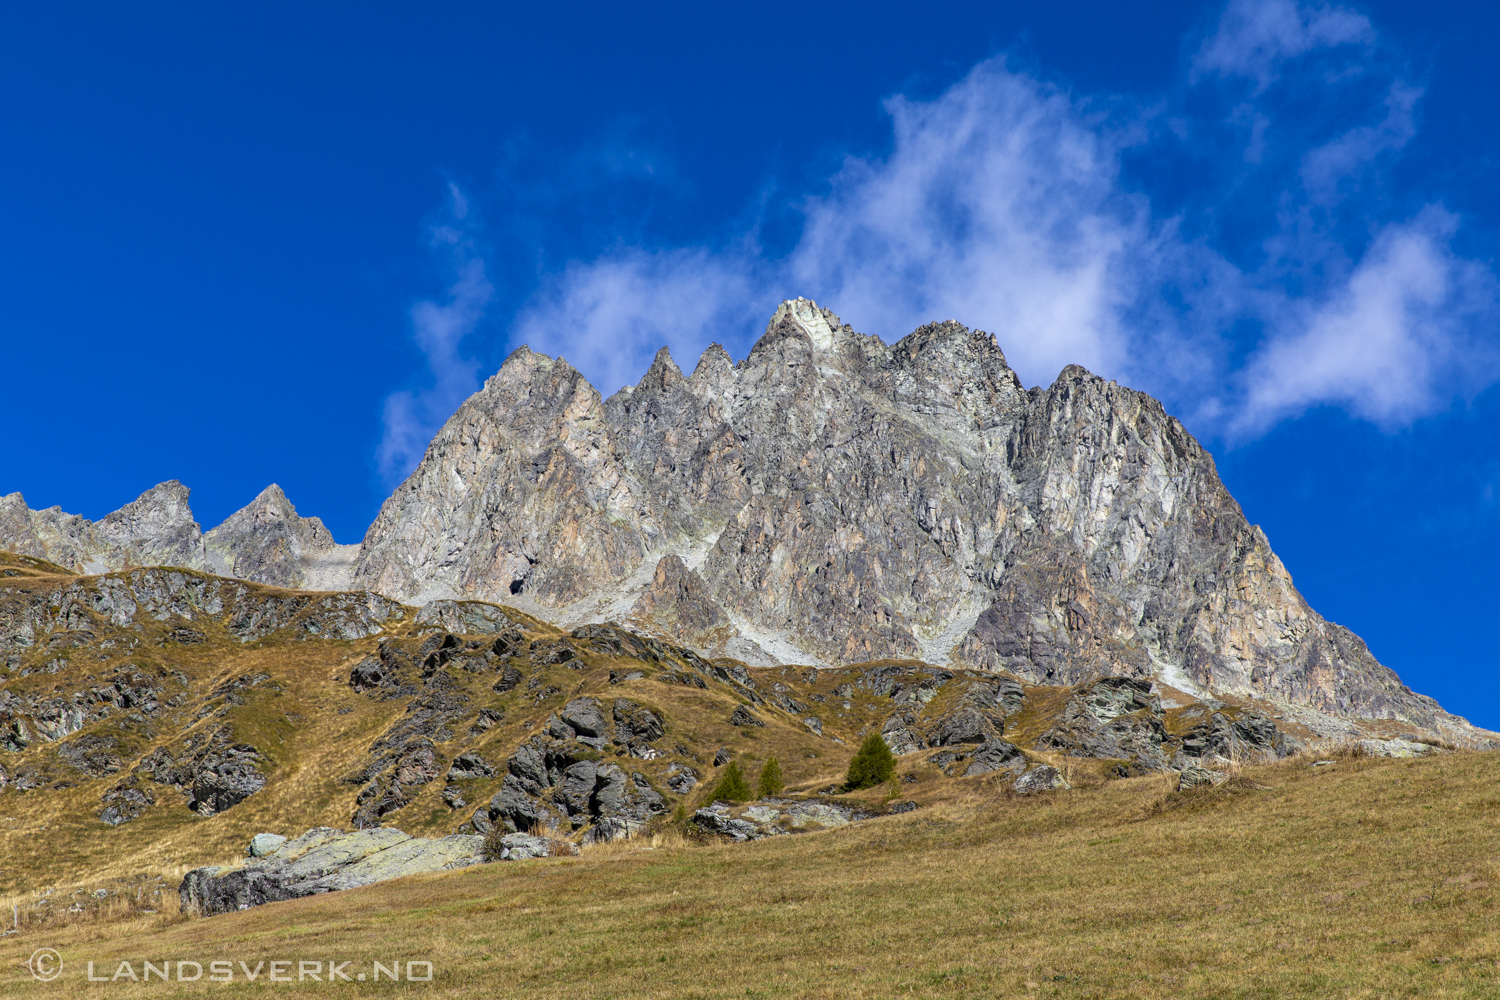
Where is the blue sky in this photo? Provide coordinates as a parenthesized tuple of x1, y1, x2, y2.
(2, 1, 1497, 726)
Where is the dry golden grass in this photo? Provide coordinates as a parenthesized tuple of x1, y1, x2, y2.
(4, 748, 1499, 998)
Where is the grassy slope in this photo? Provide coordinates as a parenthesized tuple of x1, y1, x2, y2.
(4, 748, 1499, 998)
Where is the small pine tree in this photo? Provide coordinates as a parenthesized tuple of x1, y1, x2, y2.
(845, 732, 897, 790)
(713, 760, 752, 802)
(757, 756, 785, 798)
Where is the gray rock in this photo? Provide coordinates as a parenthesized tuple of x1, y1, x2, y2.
(713, 748, 732, 766)
(933, 707, 997, 746)
(881, 716, 925, 755)
(180, 827, 487, 916)
(785, 802, 859, 829)
(1358, 738, 1439, 758)
(493, 832, 578, 860)
(1036, 678, 1170, 773)
(98, 780, 155, 826)
(561, 698, 608, 738)
(612, 699, 665, 745)
(729, 705, 764, 727)
(446, 752, 496, 781)
(691, 808, 762, 841)
(248, 833, 287, 857)
(1177, 766, 1226, 790)
(963, 740, 1027, 778)
(413, 600, 524, 636)
(556, 761, 599, 821)
(203, 485, 359, 591)
(1013, 766, 1071, 794)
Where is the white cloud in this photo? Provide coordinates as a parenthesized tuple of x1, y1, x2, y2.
(1300, 81, 1420, 203)
(788, 63, 1147, 384)
(377, 185, 494, 484)
(430, 0, 1497, 449)
(1236, 208, 1497, 432)
(510, 248, 764, 394)
(1193, 0, 1374, 89)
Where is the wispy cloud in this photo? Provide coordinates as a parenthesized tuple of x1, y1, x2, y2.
(510, 247, 764, 394)
(418, 0, 1498, 448)
(1236, 207, 1498, 433)
(1192, 0, 1374, 89)
(377, 184, 494, 484)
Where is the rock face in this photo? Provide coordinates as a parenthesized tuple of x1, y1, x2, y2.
(203, 485, 360, 591)
(0, 481, 207, 575)
(349, 298, 1470, 736)
(180, 827, 487, 916)
(0, 482, 356, 590)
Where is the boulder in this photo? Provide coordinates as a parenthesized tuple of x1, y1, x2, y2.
(248, 833, 287, 857)
(561, 698, 608, 738)
(963, 740, 1027, 778)
(1177, 766, 1226, 790)
(180, 826, 487, 916)
(691, 808, 763, 841)
(729, 705, 764, 727)
(1013, 766, 1070, 794)
(492, 832, 577, 860)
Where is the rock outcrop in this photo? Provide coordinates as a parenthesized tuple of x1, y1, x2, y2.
(180, 827, 488, 916)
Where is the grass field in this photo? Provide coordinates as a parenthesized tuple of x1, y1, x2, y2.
(4, 745, 1498, 998)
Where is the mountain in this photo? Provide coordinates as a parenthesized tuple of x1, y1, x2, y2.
(352, 299, 1463, 737)
(0, 483, 357, 591)
(0, 299, 1482, 742)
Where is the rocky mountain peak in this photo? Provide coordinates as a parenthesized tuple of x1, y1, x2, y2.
(0, 481, 356, 592)
(4, 300, 1485, 743)
(344, 301, 1470, 739)
(204, 484, 357, 591)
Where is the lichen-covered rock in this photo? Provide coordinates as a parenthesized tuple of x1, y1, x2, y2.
(963, 740, 1027, 778)
(1014, 766, 1070, 794)
(180, 826, 486, 916)
(249, 833, 287, 857)
(1177, 766, 1226, 790)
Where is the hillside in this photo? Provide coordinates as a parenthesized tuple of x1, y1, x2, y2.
(0, 556, 1322, 892)
(4, 746, 1498, 998)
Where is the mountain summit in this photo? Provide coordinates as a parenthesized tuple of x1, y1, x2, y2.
(0, 299, 1480, 742)
(351, 299, 1461, 737)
